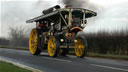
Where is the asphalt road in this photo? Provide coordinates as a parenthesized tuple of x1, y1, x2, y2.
(0, 48, 128, 72)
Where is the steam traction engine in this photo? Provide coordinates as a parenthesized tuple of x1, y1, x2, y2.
(26, 5, 97, 58)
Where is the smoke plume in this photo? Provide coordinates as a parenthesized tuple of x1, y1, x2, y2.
(62, 0, 89, 8)
(61, 0, 128, 34)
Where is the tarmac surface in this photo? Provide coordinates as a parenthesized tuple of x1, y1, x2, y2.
(0, 48, 128, 72)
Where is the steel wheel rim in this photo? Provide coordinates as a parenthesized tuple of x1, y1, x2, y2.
(48, 37, 56, 56)
(29, 29, 38, 54)
(74, 37, 85, 57)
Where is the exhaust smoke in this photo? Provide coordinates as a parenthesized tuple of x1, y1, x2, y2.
(62, 0, 89, 8)
(61, 0, 128, 35)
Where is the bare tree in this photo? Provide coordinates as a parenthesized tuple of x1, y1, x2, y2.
(8, 26, 28, 47)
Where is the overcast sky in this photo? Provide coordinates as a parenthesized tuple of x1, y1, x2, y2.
(0, 0, 128, 37)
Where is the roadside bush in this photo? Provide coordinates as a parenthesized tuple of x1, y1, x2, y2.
(0, 37, 9, 46)
(85, 31, 128, 55)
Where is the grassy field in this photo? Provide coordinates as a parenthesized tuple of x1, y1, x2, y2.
(0, 61, 32, 72)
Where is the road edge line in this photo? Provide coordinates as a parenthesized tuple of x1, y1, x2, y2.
(0, 57, 43, 72)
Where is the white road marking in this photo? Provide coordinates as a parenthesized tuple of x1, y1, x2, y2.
(91, 64, 128, 72)
(43, 57, 72, 62)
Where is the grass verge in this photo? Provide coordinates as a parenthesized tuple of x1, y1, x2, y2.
(68, 51, 128, 60)
(87, 52, 128, 60)
(0, 61, 32, 72)
(0, 45, 28, 51)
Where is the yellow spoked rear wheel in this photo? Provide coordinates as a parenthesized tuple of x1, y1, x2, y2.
(29, 29, 41, 55)
(48, 37, 59, 57)
(74, 37, 87, 58)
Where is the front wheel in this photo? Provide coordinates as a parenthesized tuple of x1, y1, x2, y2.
(29, 29, 42, 55)
(74, 36, 88, 58)
(48, 36, 60, 57)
